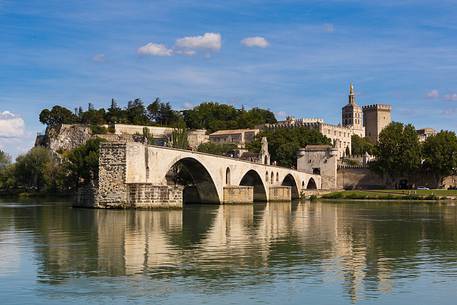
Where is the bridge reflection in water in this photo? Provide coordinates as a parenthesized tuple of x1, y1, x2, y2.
(3, 201, 457, 303)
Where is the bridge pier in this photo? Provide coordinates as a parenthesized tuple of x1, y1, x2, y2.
(269, 186, 292, 202)
(223, 186, 254, 204)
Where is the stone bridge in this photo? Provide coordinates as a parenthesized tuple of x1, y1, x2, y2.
(94, 142, 322, 208)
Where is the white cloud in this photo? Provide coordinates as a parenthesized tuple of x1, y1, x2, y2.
(445, 93, 457, 101)
(138, 43, 173, 56)
(0, 111, 25, 138)
(427, 89, 439, 98)
(92, 53, 105, 62)
(323, 23, 335, 33)
(241, 36, 269, 48)
(175, 32, 221, 51)
(175, 49, 196, 56)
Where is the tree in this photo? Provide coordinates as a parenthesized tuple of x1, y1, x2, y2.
(126, 98, 150, 125)
(371, 122, 421, 184)
(183, 102, 277, 132)
(0, 150, 11, 168)
(63, 138, 106, 188)
(14, 147, 60, 191)
(170, 119, 189, 149)
(422, 130, 457, 187)
(146, 98, 161, 123)
(39, 105, 79, 128)
(197, 142, 238, 155)
(248, 127, 331, 167)
(351, 135, 374, 156)
(239, 107, 277, 128)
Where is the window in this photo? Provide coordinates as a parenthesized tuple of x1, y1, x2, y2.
(226, 168, 231, 185)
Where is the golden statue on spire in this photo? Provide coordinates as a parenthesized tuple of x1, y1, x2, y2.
(350, 82, 354, 95)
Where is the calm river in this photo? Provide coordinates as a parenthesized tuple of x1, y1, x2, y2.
(1, 199, 457, 304)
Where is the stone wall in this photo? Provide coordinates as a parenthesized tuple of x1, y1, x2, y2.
(128, 184, 183, 208)
(223, 186, 253, 204)
(337, 167, 384, 189)
(75, 183, 98, 208)
(97, 142, 129, 208)
(269, 186, 291, 201)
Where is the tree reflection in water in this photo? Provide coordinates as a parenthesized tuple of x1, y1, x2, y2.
(2, 199, 457, 303)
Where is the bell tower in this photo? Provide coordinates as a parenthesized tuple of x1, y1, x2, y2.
(342, 82, 363, 134)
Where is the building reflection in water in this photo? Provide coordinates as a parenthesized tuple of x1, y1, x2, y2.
(10, 200, 457, 302)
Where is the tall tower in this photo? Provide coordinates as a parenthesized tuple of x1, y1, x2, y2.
(342, 83, 364, 136)
(362, 104, 392, 143)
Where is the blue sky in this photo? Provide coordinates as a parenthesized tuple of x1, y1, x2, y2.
(1, 0, 457, 157)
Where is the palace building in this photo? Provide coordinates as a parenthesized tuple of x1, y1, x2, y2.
(263, 83, 392, 159)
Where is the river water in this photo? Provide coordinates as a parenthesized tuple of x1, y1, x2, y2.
(1, 199, 457, 304)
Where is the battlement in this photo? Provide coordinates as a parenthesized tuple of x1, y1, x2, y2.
(362, 104, 392, 111)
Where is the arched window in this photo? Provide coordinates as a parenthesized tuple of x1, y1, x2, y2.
(226, 167, 231, 185)
(266, 171, 269, 182)
(276, 172, 279, 182)
(271, 172, 274, 183)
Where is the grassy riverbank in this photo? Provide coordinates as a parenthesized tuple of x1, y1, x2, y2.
(321, 189, 457, 200)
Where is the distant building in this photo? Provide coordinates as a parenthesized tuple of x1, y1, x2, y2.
(342, 82, 365, 138)
(416, 128, 437, 142)
(362, 104, 392, 144)
(297, 145, 338, 189)
(111, 124, 208, 149)
(261, 83, 393, 158)
(208, 128, 259, 148)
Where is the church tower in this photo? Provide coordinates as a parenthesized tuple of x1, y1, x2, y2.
(342, 82, 364, 136)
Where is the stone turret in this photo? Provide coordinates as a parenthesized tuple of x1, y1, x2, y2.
(259, 137, 270, 165)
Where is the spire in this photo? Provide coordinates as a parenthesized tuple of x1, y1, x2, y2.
(348, 82, 355, 105)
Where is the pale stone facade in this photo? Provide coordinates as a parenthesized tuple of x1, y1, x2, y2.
(264, 120, 355, 159)
(362, 104, 392, 143)
(297, 145, 338, 190)
(208, 128, 259, 148)
(416, 128, 437, 142)
(262, 83, 391, 157)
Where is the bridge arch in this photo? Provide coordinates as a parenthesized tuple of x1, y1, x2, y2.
(282, 174, 300, 200)
(166, 157, 220, 204)
(240, 170, 267, 202)
(306, 177, 317, 189)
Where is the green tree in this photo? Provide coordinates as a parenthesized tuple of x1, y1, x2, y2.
(371, 122, 421, 183)
(14, 147, 60, 191)
(351, 135, 374, 156)
(0, 150, 11, 168)
(63, 138, 106, 188)
(105, 98, 127, 124)
(422, 130, 457, 187)
(239, 107, 277, 128)
(248, 127, 331, 167)
(183, 102, 277, 132)
(39, 105, 79, 128)
(170, 119, 189, 149)
(126, 99, 150, 125)
(197, 142, 238, 156)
